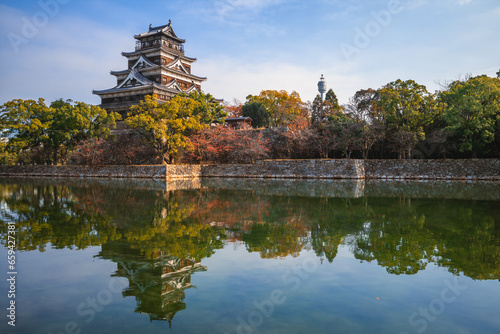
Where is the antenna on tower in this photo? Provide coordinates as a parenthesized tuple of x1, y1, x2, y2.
(317, 74, 327, 101)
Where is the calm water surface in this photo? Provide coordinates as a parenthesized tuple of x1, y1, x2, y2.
(0, 177, 499, 334)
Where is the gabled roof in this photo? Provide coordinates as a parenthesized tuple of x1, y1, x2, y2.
(115, 69, 152, 89)
(184, 84, 198, 94)
(134, 21, 185, 43)
(110, 55, 158, 76)
(92, 69, 201, 96)
(164, 78, 182, 91)
(132, 54, 157, 69)
(166, 57, 190, 74)
(163, 57, 207, 81)
(93, 68, 156, 94)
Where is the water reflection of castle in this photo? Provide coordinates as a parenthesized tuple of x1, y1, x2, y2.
(98, 241, 206, 324)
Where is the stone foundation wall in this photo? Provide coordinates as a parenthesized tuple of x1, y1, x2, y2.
(0, 165, 167, 178)
(201, 159, 364, 179)
(165, 164, 201, 179)
(0, 159, 498, 180)
(364, 159, 499, 180)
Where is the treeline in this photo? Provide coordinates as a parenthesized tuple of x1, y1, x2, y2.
(0, 98, 119, 165)
(1, 73, 499, 165)
(233, 74, 500, 160)
(0, 91, 226, 165)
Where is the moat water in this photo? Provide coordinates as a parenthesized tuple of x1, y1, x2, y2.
(0, 177, 499, 334)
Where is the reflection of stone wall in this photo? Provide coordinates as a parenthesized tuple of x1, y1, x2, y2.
(363, 180, 500, 201)
(201, 178, 500, 201)
(0, 159, 498, 180)
(201, 178, 365, 198)
(0, 176, 167, 191)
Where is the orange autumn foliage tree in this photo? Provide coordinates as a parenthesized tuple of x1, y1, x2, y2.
(246, 90, 308, 127)
(188, 125, 269, 163)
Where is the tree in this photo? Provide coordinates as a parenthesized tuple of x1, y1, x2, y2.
(246, 90, 306, 127)
(0, 98, 119, 164)
(0, 98, 52, 163)
(374, 79, 437, 159)
(310, 95, 323, 126)
(440, 75, 500, 157)
(0, 141, 17, 165)
(497, 69, 500, 79)
(188, 125, 269, 163)
(125, 94, 205, 164)
(47, 99, 120, 163)
(178, 91, 227, 125)
(344, 88, 378, 122)
(242, 101, 270, 128)
(323, 89, 343, 120)
(311, 89, 343, 126)
(224, 99, 243, 118)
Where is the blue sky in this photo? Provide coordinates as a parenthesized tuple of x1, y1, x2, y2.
(0, 0, 499, 106)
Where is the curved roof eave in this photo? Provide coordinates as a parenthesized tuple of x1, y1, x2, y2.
(110, 69, 129, 76)
(121, 50, 197, 62)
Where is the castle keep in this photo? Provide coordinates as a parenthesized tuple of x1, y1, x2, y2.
(93, 21, 206, 115)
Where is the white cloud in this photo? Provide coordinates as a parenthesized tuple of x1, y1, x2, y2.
(197, 56, 363, 104)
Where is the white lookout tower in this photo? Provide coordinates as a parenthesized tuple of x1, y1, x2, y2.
(317, 74, 327, 101)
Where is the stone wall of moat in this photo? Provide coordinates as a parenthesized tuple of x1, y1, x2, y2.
(201, 159, 365, 179)
(364, 159, 500, 180)
(0, 159, 498, 180)
(0, 164, 167, 178)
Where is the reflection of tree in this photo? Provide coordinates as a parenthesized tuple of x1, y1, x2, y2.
(98, 241, 206, 324)
(429, 204, 500, 280)
(0, 181, 226, 261)
(242, 221, 308, 258)
(350, 219, 433, 275)
(347, 198, 500, 279)
(0, 182, 119, 251)
(1, 179, 499, 282)
(347, 198, 434, 274)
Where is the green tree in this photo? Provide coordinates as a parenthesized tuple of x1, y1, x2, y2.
(323, 89, 343, 121)
(440, 75, 500, 157)
(246, 90, 306, 127)
(0, 141, 17, 165)
(311, 89, 343, 125)
(374, 79, 437, 159)
(310, 95, 323, 126)
(344, 88, 378, 122)
(241, 101, 270, 128)
(125, 94, 205, 164)
(48, 99, 120, 163)
(0, 98, 119, 164)
(0, 98, 53, 163)
(178, 91, 227, 125)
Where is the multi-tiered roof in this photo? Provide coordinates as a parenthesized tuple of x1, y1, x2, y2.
(93, 21, 207, 115)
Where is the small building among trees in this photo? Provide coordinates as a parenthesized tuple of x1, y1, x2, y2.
(224, 117, 252, 128)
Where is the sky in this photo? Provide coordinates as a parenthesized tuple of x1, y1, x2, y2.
(0, 0, 499, 106)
